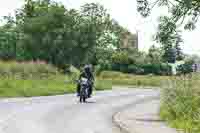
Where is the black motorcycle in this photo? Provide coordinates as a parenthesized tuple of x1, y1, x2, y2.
(79, 77, 90, 103)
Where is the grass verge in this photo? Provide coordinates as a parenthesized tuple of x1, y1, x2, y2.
(0, 77, 113, 98)
(160, 73, 200, 133)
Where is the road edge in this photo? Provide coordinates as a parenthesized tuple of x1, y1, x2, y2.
(112, 96, 160, 133)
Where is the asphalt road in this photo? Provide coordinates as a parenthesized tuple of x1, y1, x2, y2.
(0, 88, 159, 133)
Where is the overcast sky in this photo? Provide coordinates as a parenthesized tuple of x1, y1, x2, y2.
(0, 0, 200, 55)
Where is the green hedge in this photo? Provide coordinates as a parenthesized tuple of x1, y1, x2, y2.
(109, 63, 171, 75)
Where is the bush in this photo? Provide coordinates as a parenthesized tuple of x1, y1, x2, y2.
(128, 64, 144, 74)
(94, 48, 172, 76)
(119, 64, 129, 73)
(111, 51, 130, 65)
(111, 63, 129, 73)
(140, 63, 171, 75)
(159, 63, 171, 75)
(177, 61, 193, 75)
(109, 62, 171, 76)
(111, 63, 120, 71)
(98, 59, 112, 71)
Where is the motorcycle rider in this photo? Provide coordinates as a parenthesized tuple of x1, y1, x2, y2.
(77, 64, 94, 98)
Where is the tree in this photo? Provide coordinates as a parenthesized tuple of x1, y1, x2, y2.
(0, 0, 137, 71)
(24, 0, 35, 17)
(0, 16, 17, 60)
(137, 0, 200, 46)
(1, 0, 130, 70)
(148, 45, 163, 64)
(162, 43, 176, 63)
(13, 0, 99, 68)
(96, 31, 118, 49)
(175, 43, 184, 61)
(81, 3, 111, 34)
(80, 3, 132, 64)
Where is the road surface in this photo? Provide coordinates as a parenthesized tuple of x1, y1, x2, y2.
(0, 88, 159, 133)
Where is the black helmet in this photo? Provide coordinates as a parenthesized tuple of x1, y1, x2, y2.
(83, 65, 91, 73)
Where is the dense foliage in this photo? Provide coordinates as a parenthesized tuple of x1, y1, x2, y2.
(0, 0, 128, 69)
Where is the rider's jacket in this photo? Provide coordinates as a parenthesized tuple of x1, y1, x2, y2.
(79, 71, 94, 83)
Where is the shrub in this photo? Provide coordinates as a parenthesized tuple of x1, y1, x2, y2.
(111, 63, 120, 71)
(98, 59, 112, 71)
(159, 63, 171, 75)
(128, 64, 144, 74)
(111, 51, 130, 65)
(119, 64, 128, 73)
(140, 63, 171, 75)
(177, 61, 193, 75)
(111, 63, 129, 73)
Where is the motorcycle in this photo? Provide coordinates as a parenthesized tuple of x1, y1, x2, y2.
(78, 77, 90, 103)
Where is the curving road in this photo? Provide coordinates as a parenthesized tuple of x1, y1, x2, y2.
(0, 88, 159, 133)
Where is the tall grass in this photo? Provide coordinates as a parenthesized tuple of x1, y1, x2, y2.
(0, 60, 58, 79)
(0, 79, 74, 97)
(0, 60, 71, 97)
(160, 73, 200, 133)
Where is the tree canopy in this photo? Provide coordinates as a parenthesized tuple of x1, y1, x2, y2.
(137, 0, 200, 46)
(0, 0, 133, 69)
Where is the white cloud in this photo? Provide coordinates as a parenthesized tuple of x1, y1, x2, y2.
(0, 0, 199, 55)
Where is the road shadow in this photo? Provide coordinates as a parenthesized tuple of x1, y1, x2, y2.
(134, 118, 163, 122)
(76, 101, 96, 104)
(85, 101, 96, 104)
